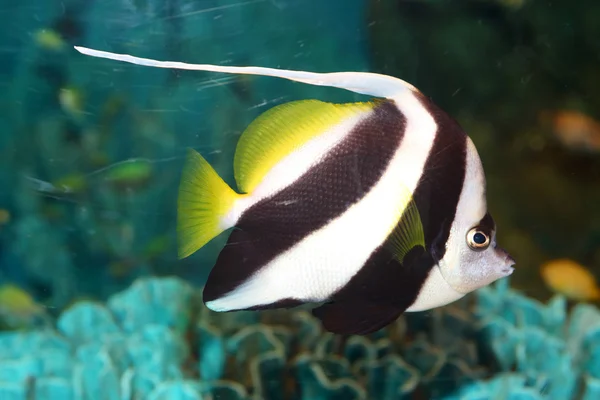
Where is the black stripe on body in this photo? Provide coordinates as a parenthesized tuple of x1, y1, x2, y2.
(203, 100, 407, 305)
(312, 246, 435, 335)
(476, 212, 495, 236)
(412, 92, 468, 262)
(312, 93, 469, 334)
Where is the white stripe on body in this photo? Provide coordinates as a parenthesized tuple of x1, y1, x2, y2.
(437, 137, 490, 293)
(207, 91, 438, 312)
(405, 266, 464, 311)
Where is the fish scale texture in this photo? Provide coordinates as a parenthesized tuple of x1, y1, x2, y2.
(0, 277, 598, 399)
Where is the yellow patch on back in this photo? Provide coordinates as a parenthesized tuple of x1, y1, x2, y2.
(233, 99, 376, 193)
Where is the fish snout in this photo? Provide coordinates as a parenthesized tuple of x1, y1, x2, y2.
(495, 246, 515, 275)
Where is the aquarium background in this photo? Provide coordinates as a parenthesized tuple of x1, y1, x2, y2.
(1, 0, 600, 399)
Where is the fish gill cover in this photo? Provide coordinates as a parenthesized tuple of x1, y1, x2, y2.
(0, 0, 599, 399)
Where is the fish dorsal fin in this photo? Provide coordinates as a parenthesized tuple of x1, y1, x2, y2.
(233, 99, 375, 193)
(385, 194, 426, 264)
(73, 46, 418, 99)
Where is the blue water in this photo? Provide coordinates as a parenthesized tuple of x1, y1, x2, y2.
(1, 1, 599, 399)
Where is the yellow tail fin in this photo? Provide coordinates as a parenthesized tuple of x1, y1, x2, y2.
(177, 149, 240, 259)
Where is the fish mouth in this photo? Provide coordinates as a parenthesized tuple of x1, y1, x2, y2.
(495, 246, 515, 274)
(502, 266, 515, 275)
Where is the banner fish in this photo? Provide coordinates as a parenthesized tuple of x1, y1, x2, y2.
(74, 46, 516, 335)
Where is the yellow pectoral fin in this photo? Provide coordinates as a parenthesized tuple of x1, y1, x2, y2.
(177, 149, 241, 259)
(385, 191, 426, 264)
(233, 99, 376, 193)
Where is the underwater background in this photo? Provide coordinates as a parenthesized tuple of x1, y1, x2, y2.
(1, 0, 600, 399)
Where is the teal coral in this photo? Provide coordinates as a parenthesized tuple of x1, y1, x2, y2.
(466, 279, 600, 399)
(0, 278, 194, 399)
(1, 276, 600, 399)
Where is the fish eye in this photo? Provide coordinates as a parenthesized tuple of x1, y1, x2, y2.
(466, 228, 490, 250)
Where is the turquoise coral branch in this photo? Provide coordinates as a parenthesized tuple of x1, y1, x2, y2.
(0, 277, 600, 399)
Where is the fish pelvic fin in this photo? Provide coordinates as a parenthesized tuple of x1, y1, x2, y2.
(177, 148, 243, 259)
(312, 299, 403, 335)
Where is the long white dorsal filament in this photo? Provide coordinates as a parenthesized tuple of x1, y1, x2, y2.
(74, 46, 416, 99)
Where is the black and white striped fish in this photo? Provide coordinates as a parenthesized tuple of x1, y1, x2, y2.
(74, 46, 516, 335)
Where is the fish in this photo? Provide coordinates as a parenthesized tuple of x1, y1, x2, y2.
(58, 86, 84, 118)
(540, 109, 600, 153)
(34, 29, 65, 51)
(0, 284, 46, 329)
(0, 284, 38, 313)
(0, 209, 10, 226)
(540, 259, 600, 302)
(73, 46, 516, 335)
